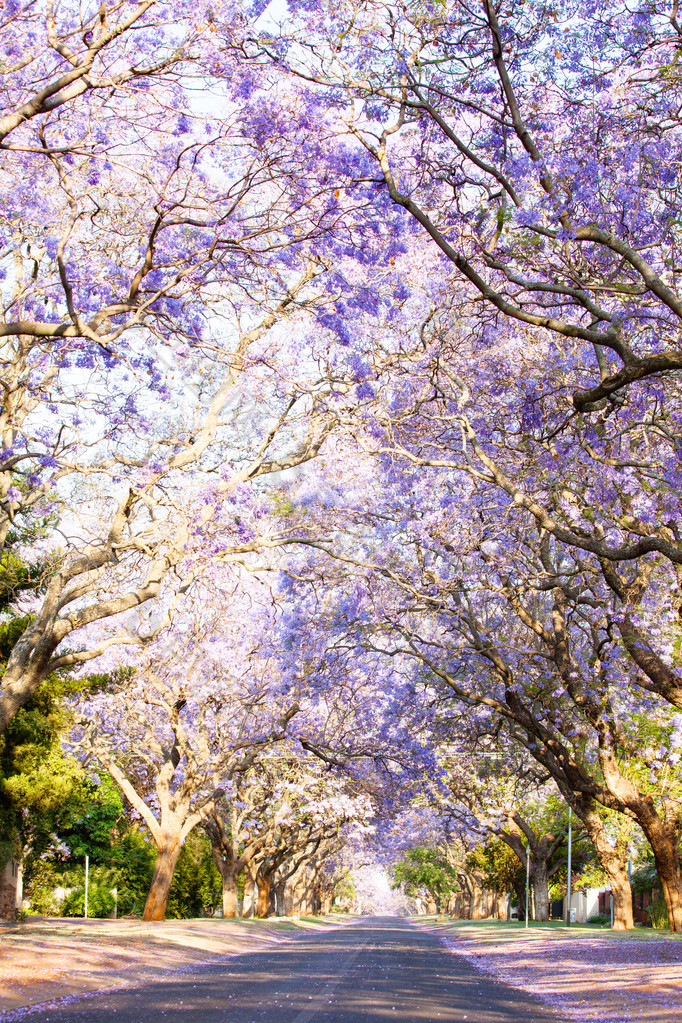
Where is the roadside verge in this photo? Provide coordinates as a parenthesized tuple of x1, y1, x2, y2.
(0, 915, 352, 1016)
(417, 918, 682, 1023)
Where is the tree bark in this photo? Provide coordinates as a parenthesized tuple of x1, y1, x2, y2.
(222, 871, 239, 918)
(142, 837, 182, 921)
(282, 879, 294, 917)
(15, 857, 23, 914)
(597, 753, 682, 931)
(292, 876, 312, 917)
(242, 861, 257, 919)
(469, 881, 484, 920)
(575, 799, 633, 929)
(513, 877, 526, 920)
(492, 893, 506, 919)
(457, 876, 472, 919)
(256, 875, 271, 918)
(498, 823, 554, 922)
(532, 860, 550, 922)
(271, 879, 286, 917)
(649, 832, 682, 932)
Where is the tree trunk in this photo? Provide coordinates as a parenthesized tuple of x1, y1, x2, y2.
(282, 880, 295, 917)
(292, 876, 313, 917)
(242, 862, 257, 918)
(142, 837, 182, 921)
(206, 823, 239, 918)
(256, 875, 271, 918)
(577, 801, 633, 929)
(597, 731, 682, 930)
(648, 832, 682, 932)
(222, 870, 239, 918)
(513, 878, 526, 920)
(609, 781, 682, 932)
(469, 882, 484, 920)
(532, 861, 550, 922)
(458, 880, 471, 919)
(492, 893, 506, 919)
(272, 879, 286, 917)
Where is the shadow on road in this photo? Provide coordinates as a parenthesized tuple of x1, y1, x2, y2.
(5, 917, 565, 1023)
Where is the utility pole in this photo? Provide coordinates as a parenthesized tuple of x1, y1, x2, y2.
(84, 855, 89, 920)
(525, 847, 530, 929)
(566, 806, 573, 926)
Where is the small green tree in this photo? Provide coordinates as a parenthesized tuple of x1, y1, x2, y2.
(0, 659, 128, 913)
(392, 846, 459, 912)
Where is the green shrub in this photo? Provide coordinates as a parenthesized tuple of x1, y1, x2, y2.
(60, 864, 116, 918)
(25, 858, 61, 915)
(107, 828, 155, 916)
(647, 899, 668, 929)
(165, 831, 221, 918)
(587, 913, 610, 925)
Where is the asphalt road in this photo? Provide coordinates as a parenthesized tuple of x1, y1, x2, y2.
(10, 917, 563, 1022)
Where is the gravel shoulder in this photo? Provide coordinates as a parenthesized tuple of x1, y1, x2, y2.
(423, 918, 682, 1023)
(0, 915, 346, 1014)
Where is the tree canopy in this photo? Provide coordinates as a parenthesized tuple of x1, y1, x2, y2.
(2, 0, 682, 930)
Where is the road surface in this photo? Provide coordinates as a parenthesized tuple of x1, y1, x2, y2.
(5, 917, 564, 1022)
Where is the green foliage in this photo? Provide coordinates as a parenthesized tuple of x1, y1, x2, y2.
(270, 490, 296, 519)
(0, 837, 15, 871)
(391, 846, 458, 911)
(0, 616, 132, 878)
(587, 913, 610, 926)
(569, 863, 610, 894)
(0, 681, 126, 884)
(612, 711, 682, 806)
(0, 578, 150, 918)
(0, 509, 57, 612)
(630, 863, 661, 894)
(468, 841, 523, 895)
(165, 831, 221, 918)
(648, 899, 669, 929)
(23, 858, 61, 916)
(25, 826, 157, 918)
(29, 826, 223, 920)
(0, 650, 88, 859)
(0, 553, 42, 612)
(58, 775, 125, 862)
(333, 871, 357, 905)
(106, 827, 156, 916)
(61, 864, 117, 918)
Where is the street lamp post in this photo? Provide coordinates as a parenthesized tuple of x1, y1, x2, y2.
(525, 847, 530, 930)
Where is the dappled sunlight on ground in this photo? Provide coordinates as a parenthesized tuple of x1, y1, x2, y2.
(429, 921, 682, 1023)
(0, 916, 345, 1013)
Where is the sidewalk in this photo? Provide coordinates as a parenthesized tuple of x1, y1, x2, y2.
(426, 919, 682, 1023)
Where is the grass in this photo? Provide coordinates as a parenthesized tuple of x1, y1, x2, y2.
(423, 915, 682, 941)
